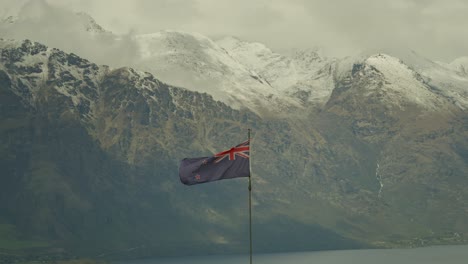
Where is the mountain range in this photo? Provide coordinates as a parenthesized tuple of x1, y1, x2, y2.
(0, 2, 467, 261)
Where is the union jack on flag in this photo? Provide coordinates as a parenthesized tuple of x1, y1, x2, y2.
(179, 140, 250, 185)
(214, 140, 250, 163)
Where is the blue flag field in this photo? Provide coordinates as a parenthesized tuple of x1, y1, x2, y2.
(179, 140, 250, 185)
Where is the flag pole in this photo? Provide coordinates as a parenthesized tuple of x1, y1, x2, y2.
(248, 128, 252, 264)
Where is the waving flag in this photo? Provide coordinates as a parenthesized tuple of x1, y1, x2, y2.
(179, 140, 250, 185)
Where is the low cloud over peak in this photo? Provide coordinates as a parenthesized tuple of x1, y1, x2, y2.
(1, 0, 467, 62)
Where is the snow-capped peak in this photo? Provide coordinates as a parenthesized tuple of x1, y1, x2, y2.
(0, 1, 113, 37)
(133, 31, 301, 115)
(136, 30, 223, 59)
(340, 53, 457, 110)
(216, 36, 276, 70)
(75, 12, 112, 35)
(395, 53, 468, 110)
(449, 57, 468, 76)
(0, 39, 107, 118)
(217, 36, 336, 106)
(2, 4, 465, 115)
(365, 53, 418, 82)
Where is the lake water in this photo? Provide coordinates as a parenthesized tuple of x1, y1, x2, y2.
(120, 245, 468, 264)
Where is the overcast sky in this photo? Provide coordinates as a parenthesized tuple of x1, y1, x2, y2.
(1, 0, 467, 61)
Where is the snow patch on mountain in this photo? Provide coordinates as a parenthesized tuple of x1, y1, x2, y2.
(401, 55, 468, 110)
(216, 36, 336, 106)
(449, 57, 468, 76)
(75, 12, 113, 36)
(423, 70, 468, 110)
(133, 31, 302, 114)
(2, 6, 466, 115)
(377, 50, 468, 110)
(0, 1, 141, 69)
(0, 39, 48, 104)
(333, 51, 467, 111)
(364, 54, 450, 110)
(0, 39, 108, 119)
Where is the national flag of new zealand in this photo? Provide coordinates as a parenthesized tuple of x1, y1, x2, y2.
(179, 140, 250, 185)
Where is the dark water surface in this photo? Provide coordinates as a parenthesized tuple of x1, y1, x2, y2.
(119, 245, 468, 264)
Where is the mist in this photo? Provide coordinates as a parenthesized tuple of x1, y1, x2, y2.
(1, 0, 467, 62)
(41, 0, 468, 62)
(0, 0, 140, 68)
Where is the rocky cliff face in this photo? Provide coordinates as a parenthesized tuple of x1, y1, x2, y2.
(0, 39, 258, 258)
(0, 39, 467, 260)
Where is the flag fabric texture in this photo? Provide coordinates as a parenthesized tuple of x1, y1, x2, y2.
(179, 140, 250, 185)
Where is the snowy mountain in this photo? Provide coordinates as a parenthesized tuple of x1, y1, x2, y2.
(75, 12, 112, 35)
(216, 36, 336, 106)
(332, 50, 468, 113)
(0, 0, 109, 37)
(450, 57, 468, 75)
(336, 53, 452, 110)
(0, 38, 263, 257)
(1, 6, 468, 259)
(0, 0, 137, 69)
(216, 37, 468, 114)
(2, 3, 466, 116)
(1, 1, 468, 257)
(1, 39, 467, 260)
(386, 50, 468, 110)
(133, 31, 301, 114)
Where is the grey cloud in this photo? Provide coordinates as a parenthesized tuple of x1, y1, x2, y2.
(292, 0, 468, 60)
(3, 0, 467, 61)
(46, 0, 200, 34)
(0, 0, 141, 67)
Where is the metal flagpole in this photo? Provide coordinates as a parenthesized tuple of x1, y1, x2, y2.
(248, 128, 252, 264)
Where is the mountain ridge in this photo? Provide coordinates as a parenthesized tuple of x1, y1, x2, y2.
(1, 38, 467, 260)
(2, 4, 466, 115)
(0, 5, 467, 260)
